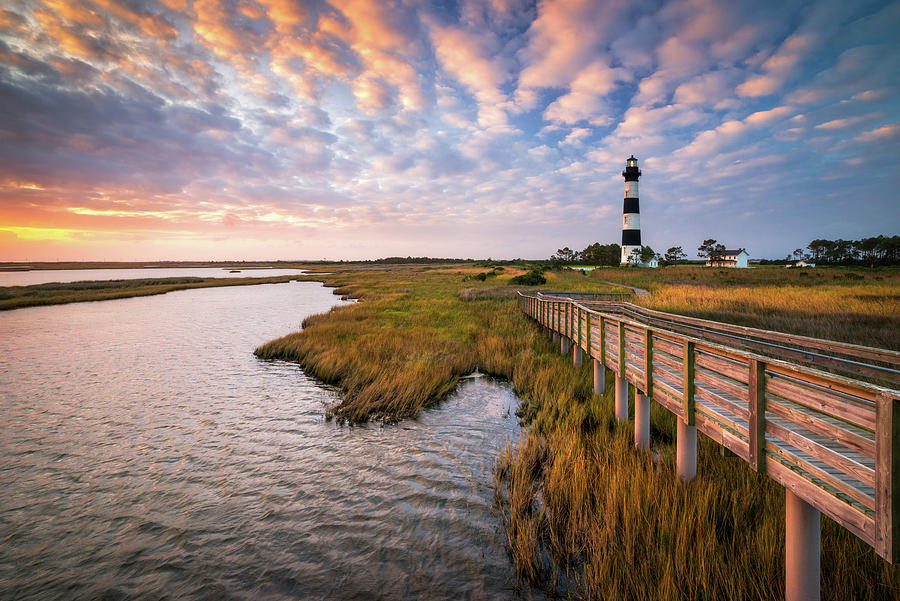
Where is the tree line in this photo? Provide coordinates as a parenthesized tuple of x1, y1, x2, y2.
(797, 236, 900, 266)
(549, 243, 690, 266)
(548, 234, 899, 267)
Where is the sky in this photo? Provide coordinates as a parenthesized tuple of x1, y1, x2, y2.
(1, 0, 898, 262)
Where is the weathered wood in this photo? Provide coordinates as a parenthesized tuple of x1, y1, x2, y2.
(694, 382, 750, 423)
(694, 411, 751, 460)
(696, 404, 749, 439)
(652, 349, 685, 374)
(768, 458, 875, 549)
(617, 301, 900, 369)
(766, 419, 875, 491)
(765, 440, 874, 512)
(653, 383, 684, 417)
(875, 392, 900, 562)
(766, 395, 875, 458)
(695, 369, 750, 407)
(766, 374, 876, 431)
(765, 361, 879, 405)
(749, 358, 766, 474)
(683, 341, 696, 426)
(696, 352, 750, 384)
(599, 315, 606, 365)
(516, 291, 898, 563)
(585, 312, 591, 357)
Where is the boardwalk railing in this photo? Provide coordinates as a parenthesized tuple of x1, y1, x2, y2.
(518, 291, 899, 599)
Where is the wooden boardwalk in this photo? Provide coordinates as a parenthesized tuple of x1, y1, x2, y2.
(517, 290, 899, 591)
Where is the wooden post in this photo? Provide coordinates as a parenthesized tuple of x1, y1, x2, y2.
(561, 334, 569, 355)
(785, 489, 820, 601)
(599, 316, 606, 367)
(876, 392, 900, 563)
(682, 341, 695, 426)
(585, 312, 591, 358)
(749, 358, 767, 474)
(615, 374, 629, 421)
(593, 359, 605, 395)
(577, 306, 582, 351)
(572, 308, 590, 367)
(635, 393, 650, 449)
(677, 418, 697, 481)
(644, 328, 653, 398)
(618, 320, 626, 378)
(678, 341, 697, 481)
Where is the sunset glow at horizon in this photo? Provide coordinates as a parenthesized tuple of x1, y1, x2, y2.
(1, 0, 898, 262)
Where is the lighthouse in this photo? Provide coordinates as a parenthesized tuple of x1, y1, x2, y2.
(620, 155, 642, 265)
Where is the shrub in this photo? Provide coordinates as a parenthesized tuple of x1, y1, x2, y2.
(510, 270, 547, 285)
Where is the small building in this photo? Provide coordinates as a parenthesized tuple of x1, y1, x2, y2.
(786, 260, 815, 268)
(706, 248, 749, 268)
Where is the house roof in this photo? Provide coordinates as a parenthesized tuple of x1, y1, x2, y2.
(721, 249, 747, 255)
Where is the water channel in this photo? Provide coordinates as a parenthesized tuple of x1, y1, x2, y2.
(0, 280, 533, 600)
(0, 267, 308, 287)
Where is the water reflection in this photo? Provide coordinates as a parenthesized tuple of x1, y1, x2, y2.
(0, 282, 533, 600)
(0, 267, 307, 287)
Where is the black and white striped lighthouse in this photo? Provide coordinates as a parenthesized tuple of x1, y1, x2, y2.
(620, 155, 642, 265)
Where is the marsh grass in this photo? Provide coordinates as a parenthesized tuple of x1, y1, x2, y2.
(0, 275, 305, 310)
(254, 263, 900, 599)
(577, 265, 900, 349)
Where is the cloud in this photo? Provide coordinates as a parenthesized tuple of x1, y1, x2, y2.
(517, 0, 628, 93)
(543, 60, 630, 125)
(0, 0, 897, 261)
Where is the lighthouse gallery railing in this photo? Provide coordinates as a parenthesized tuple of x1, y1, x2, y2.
(517, 290, 900, 564)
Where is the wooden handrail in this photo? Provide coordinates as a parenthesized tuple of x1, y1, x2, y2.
(579, 300, 900, 386)
(516, 290, 900, 565)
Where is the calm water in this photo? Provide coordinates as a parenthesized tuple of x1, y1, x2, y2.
(0, 282, 531, 600)
(0, 267, 307, 287)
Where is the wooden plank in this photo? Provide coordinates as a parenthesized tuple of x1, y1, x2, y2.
(653, 382, 684, 417)
(696, 403, 749, 438)
(585, 311, 591, 357)
(766, 395, 875, 458)
(766, 419, 875, 490)
(766, 374, 876, 431)
(621, 301, 900, 368)
(683, 341, 695, 426)
(767, 458, 876, 548)
(618, 320, 626, 378)
(695, 368, 750, 406)
(694, 410, 751, 459)
(694, 379, 750, 422)
(876, 392, 900, 563)
(599, 316, 606, 365)
(645, 329, 653, 395)
(653, 336, 684, 357)
(765, 441, 875, 512)
(652, 349, 684, 373)
(765, 361, 879, 405)
(696, 352, 750, 385)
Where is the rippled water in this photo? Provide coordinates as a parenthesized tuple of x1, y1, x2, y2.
(0, 282, 531, 600)
(0, 267, 307, 287)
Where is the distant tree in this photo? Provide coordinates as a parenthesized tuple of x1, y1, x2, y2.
(792, 248, 805, 261)
(664, 246, 687, 265)
(639, 245, 657, 263)
(580, 242, 621, 266)
(698, 239, 726, 262)
(807, 239, 828, 262)
(551, 247, 577, 264)
(628, 247, 643, 265)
